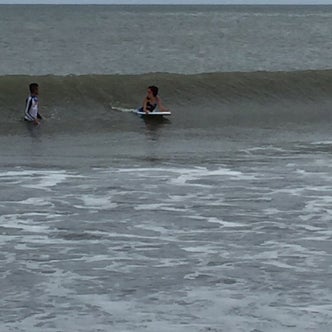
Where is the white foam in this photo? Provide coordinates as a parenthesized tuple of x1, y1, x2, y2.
(168, 166, 255, 187)
(154, 258, 187, 268)
(182, 245, 218, 254)
(207, 217, 245, 228)
(16, 197, 53, 206)
(184, 271, 201, 280)
(182, 247, 206, 253)
(167, 193, 200, 202)
(23, 173, 72, 191)
(1, 162, 331, 331)
(0, 169, 40, 177)
(243, 145, 286, 153)
(113, 107, 136, 113)
(74, 194, 117, 210)
(311, 141, 332, 145)
(134, 224, 169, 235)
(263, 208, 283, 215)
(0, 169, 82, 192)
(302, 196, 332, 222)
(7, 222, 50, 236)
(134, 203, 165, 211)
(116, 166, 254, 181)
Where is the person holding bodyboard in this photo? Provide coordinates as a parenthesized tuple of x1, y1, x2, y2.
(137, 85, 170, 115)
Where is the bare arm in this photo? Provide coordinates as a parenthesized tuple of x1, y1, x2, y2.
(157, 97, 169, 112)
(142, 97, 150, 113)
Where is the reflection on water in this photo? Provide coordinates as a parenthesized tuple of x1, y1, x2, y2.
(142, 116, 171, 141)
(25, 120, 43, 141)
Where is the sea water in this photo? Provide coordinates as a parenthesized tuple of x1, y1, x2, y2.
(0, 5, 331, 332)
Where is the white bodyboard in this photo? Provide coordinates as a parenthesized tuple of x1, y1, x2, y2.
(134, 109, 171, 116)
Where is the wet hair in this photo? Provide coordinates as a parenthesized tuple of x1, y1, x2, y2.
(148, 85, 159, 97)
(29, 83, 39, 94)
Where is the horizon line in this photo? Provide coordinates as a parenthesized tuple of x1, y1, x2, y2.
(1, 2, 331, 4)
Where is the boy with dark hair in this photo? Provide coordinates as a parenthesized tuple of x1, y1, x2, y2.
(24, 83, 42, 125)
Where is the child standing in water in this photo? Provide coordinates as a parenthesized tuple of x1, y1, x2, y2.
(139, 85, 169, 113)
(24, 83, 42, 125)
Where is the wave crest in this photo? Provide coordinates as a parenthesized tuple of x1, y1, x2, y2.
(1, 70, 332, 131)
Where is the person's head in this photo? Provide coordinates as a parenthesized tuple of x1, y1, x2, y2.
(29, 83, 39, 95)
(148, 85, 159, 97)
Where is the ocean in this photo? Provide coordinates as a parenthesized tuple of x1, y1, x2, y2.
(0, 4, 331, 332)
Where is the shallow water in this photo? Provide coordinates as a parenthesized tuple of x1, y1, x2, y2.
(1, 129, 331, 331)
